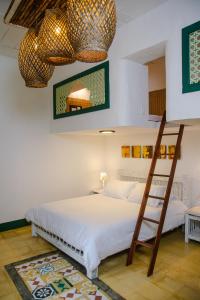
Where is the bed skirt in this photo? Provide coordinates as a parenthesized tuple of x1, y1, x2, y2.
(32, 223, 98, 279)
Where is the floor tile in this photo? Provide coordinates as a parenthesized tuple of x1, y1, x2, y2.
(0, 227, 200, 300)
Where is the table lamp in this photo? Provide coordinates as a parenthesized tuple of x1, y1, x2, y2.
(100, 172, 107, 189)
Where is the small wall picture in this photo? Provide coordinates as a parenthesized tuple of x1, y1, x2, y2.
(121, 146, 131, 158)
(132, 146, 141, 158)
(159, 145, 167, 159)
(142, 146, 153, 159)
(168, 145, 181, 160)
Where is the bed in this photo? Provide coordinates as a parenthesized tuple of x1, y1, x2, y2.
(26, 175, 188, 279)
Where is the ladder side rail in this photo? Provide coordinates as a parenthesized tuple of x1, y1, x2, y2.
(164, 124, 184, 202)
(126, 111, 166, 266)
(147, 124, 184, 276)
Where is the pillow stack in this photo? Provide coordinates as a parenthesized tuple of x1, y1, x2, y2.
(102, 179, 166, 207)
(127, 183, 166, 207)
(103, 179, 137, 200)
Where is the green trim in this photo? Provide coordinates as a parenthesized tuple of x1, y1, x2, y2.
(53, 61, 110, 119)
(182, 20, 200, 94)
(0, 219, 30, 232)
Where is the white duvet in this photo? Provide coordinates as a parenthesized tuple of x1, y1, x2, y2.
(26, 194, 187, 272)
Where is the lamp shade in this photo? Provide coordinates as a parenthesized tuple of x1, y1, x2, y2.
(67, 0, 116, 63)
(37, 9, 75, 66)
(18, 28, 54, 88)
(100, 172, 108, 181)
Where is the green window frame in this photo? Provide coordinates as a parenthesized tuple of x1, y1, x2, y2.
(182, 20, 200, 93)
(53, 61, 110, 119)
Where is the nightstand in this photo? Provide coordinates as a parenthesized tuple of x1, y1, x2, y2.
(185, 206, 200, 243)
(91, 188, 103, 194)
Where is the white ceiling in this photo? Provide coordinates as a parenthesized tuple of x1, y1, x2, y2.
(0, 0, 168, 58)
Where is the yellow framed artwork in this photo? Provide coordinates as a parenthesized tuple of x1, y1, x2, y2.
(121, 146, 131, 158)
(132, 146, 141, 158)
(159, 145, 167, 159)
(168, 145, 181, 160)
(142, 146, 153, 159)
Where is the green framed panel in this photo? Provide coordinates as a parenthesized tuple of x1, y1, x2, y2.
(182, 20, 200, 93)
(53, 61, 110, 119)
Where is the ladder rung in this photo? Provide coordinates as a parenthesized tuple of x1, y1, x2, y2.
(162, 133, 179, 136)
(151, 173, 170, 178)
(136, 240, 154, 249)
(148, 195, 165, 201)
(143, 217, 160, 224)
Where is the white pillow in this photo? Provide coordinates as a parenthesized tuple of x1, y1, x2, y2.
(149, 185, 166, 207)
(128, 183, 145, 203)
(128, 182, 166, 207)
(103, 180, 137, 200)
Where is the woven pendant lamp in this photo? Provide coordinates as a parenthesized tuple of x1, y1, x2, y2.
(67, 0, 116, 63)
(37, 9, 75, 66)
(18, 28, 54, 88)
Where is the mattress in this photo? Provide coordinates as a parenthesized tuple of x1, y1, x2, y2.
(26, 194, 187, 272)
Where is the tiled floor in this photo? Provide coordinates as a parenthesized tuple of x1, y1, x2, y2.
(0, 226, 200, 300)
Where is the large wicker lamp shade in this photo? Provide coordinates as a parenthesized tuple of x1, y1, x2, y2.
(18, 29, 54, 88)
(67, 0, 116, 63)
(37, 9, 75, 66)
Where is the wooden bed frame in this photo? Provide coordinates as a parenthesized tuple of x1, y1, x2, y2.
(32, 172, 188, 279)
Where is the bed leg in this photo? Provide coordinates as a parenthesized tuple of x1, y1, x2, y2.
(32, 224, 38, 237)
(87, 268, 98, 279)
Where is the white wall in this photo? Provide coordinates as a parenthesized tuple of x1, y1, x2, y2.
(0, 55, 104, 223)
(51, 0, 200, 134)
(50, 60, 124, 133)
(111, 0, 200, 123)
(1, 0, 200, 222)
(50, 59, 151, 134)
(104, 129, 200, 206)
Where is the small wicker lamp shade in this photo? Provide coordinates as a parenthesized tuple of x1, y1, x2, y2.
(67, 0, 116, 63)
(18, 29, 54, 88)
(37, 9, 75, 66)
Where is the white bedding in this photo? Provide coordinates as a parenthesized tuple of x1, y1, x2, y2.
(26, 194, 187, 272)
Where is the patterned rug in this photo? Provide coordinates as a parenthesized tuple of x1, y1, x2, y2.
(5, 251, 124, 300)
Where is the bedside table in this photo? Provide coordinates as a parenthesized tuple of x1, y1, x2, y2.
(185, 206, 200, 243)
(91, 188, 103, 194)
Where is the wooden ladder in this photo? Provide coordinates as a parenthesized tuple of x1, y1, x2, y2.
(126, 111, 184, 276)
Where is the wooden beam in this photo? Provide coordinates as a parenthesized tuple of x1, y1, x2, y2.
(4, 0, 67, 29)
(4, 0, 23, 24)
